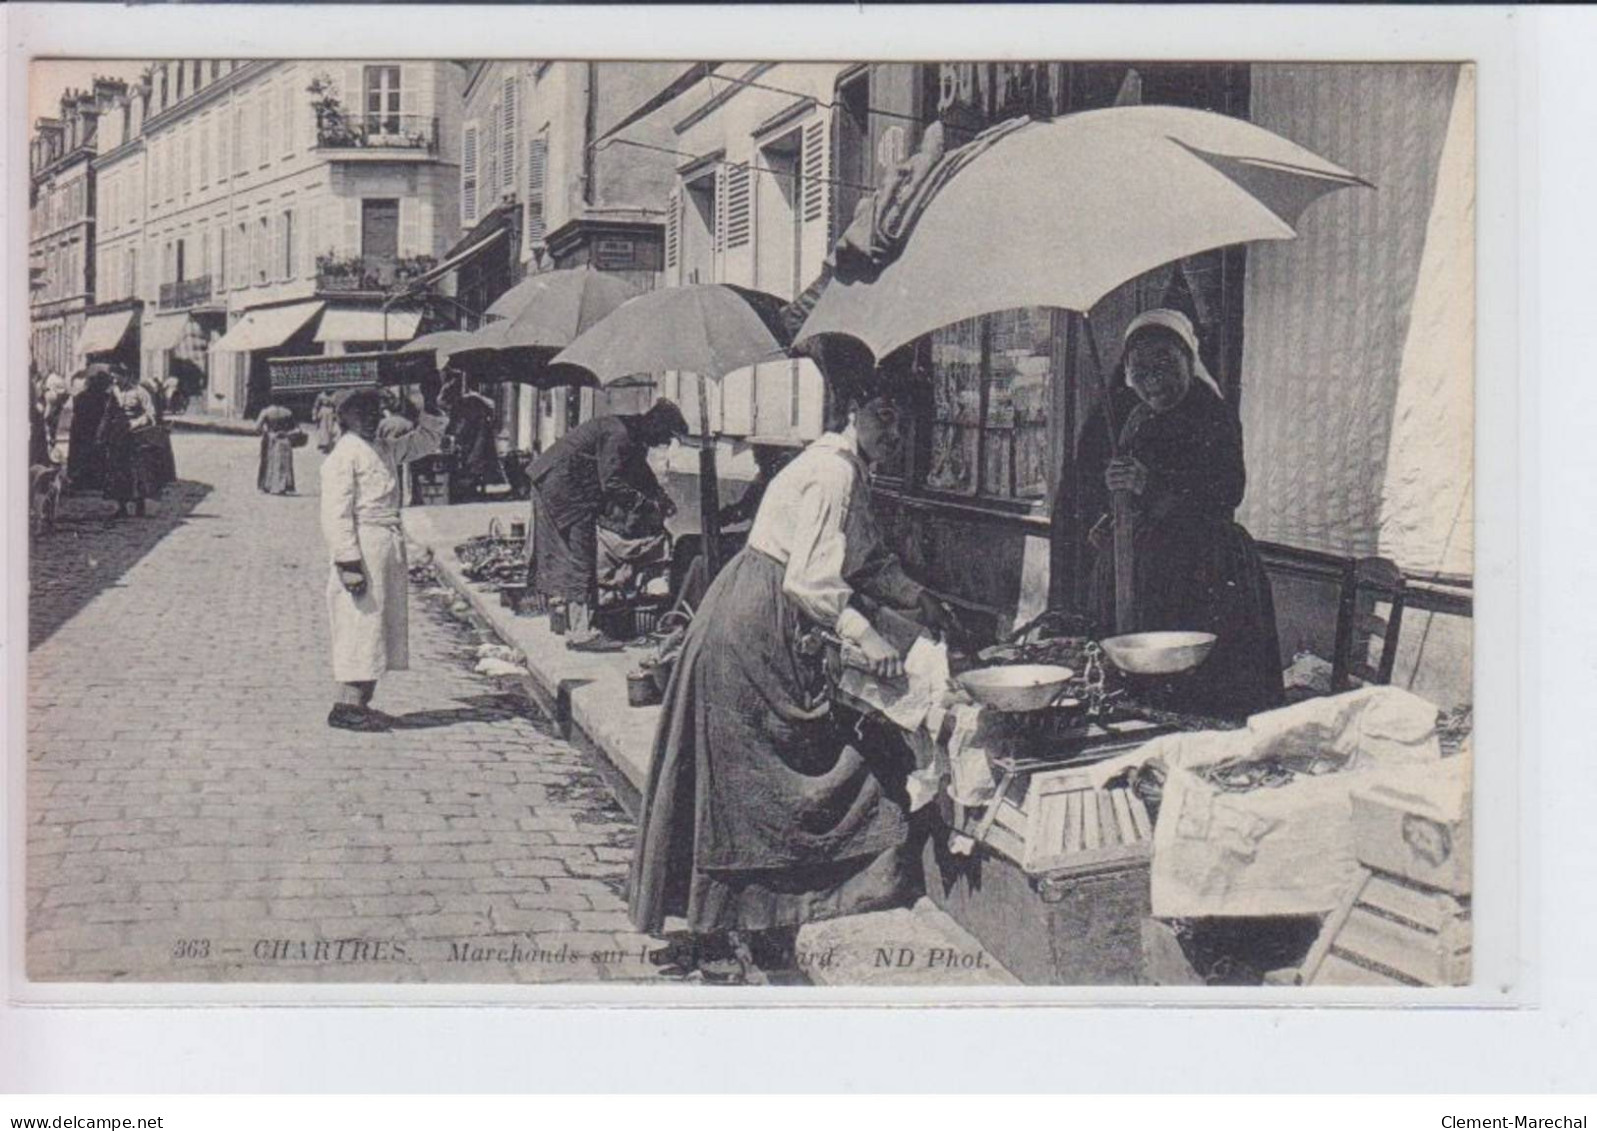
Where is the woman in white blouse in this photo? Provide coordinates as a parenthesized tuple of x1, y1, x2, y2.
(628, 392, 956, 981)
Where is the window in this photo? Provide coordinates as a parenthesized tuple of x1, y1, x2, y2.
(193, 61, 203, 90)
(281, 210, 295, 278)
(461, 123, 479, 225)
(256, 217, 270, 283)
(181, 131, 191, 195)
(753, 132, 799, 297)
(211, 60, 220, 81)
(364, 65, 401, 134)
(160, 66, 169, 110)
(834, 72, 871, 235)
(175, 238, 186, 283)
(281, 82, 294, 156)
(166, 138, 177, 201)
(234, 106, 246, 173)
(235, 222, 247, 287)
(923, 309, 1056, 503)
(176, 63, 185, 101)
(199, 231, 210, 281)
(681, 171, 718, 285)
(259, 91, 273, 166)
(125, 246, 137, 297)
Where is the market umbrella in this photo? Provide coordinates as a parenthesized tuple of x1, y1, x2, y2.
(794, 105, 1368, 634)
(552, 283, 793, 574)
(795, 105, 1368, 358)
(450, 268, 647, 384)
(399, 329, 478, 368)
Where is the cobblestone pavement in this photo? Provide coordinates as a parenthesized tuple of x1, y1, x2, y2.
(26, 432, 661, 984)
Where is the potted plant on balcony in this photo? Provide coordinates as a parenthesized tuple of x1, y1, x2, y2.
(315, 251, 365, 291)
(393, 255, 438, 286)
(307, 74, 360, 148)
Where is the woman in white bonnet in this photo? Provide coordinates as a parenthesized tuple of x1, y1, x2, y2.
(1080, 308, 1284, 719)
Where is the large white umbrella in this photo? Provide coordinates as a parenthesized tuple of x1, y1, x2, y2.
(793, 105, 1368, 634)
(794, 105, 1368, 358)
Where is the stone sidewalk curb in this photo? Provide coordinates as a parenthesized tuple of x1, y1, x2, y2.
(167, 415, 260, 436)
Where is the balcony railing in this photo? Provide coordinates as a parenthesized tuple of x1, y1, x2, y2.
(315, 254, 438, 294)
(158, 275, 214, 311)
(313, 114, 440, 154)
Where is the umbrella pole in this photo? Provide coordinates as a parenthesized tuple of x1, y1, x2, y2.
(1081, 314, 1135, 635)
(696, 372, 723, 577)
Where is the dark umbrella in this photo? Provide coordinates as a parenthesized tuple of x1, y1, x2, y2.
(451, 268, 647, 385)
(552, 283, 793, 574)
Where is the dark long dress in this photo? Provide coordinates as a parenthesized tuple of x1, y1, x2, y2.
(98, 394, 141, 504)
(526, 415, 655, 605)
(1080, 381, 1284, 719)
(256, 406, 297, 495)
(448, 393, 504, 496)
(628, 548, 921, 936)
(66, 380, 111, 491)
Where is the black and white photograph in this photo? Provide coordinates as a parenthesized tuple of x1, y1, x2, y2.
(19, 52, 1476, 992)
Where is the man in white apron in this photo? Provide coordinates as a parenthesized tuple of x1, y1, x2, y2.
(320, 374, 446, 731)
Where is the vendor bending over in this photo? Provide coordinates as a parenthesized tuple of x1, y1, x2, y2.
(1080, 309, 1284, 719)
(321, 375, 446, 731)
(524, 400, 689, 652)
(628, 388, 958, 984)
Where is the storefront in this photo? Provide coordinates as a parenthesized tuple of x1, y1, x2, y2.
(209, 300, 326, 419)
(75, 303, 142, 374)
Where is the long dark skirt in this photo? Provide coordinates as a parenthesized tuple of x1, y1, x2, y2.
(258, 432, 296, 495)
(103, 430, 160, 504)
(527, 487, 596, 604)
(1093, 513, 1284, 719)
(628, 549, 919, 936)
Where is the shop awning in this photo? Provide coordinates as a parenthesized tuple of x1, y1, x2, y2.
(405, 227, 508, 289)
(314, 308, 421, 345)
(144, 315, 192, 353)
(77, 309, 137, 356)
(212, 301, 324, 353)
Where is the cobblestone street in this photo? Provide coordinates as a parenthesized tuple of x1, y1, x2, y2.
(26, 431, 658, 984)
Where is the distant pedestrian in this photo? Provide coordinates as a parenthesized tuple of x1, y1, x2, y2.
(320, 374, 446, 731)
(65, 366, 112, 492)
(256, 403, 301, 496)
(312, 390, 339, 453)
(99, 367, 161, 519)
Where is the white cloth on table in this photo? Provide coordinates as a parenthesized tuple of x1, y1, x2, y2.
(321, 413, 445, 682)
(1082, 686, 1443, 919)
(746, 429, 923, 644)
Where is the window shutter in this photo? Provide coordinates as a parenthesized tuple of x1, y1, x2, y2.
(713, 164, 728, 258)
(663, 186, 680, 283)
(801, 118, 827, 226)
(485, 105, 501, 207)
(724, 162, 751, 249)
(462, 123, 479, 225)
(525, 133, 548, 246)
(501, 75, 518, 197)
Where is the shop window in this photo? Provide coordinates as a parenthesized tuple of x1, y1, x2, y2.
(923, 309, 1056, 504)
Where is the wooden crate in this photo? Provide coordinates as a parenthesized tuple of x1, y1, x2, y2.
(927, 768, 1155, 986)
(1294, 868, 1472, 987)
